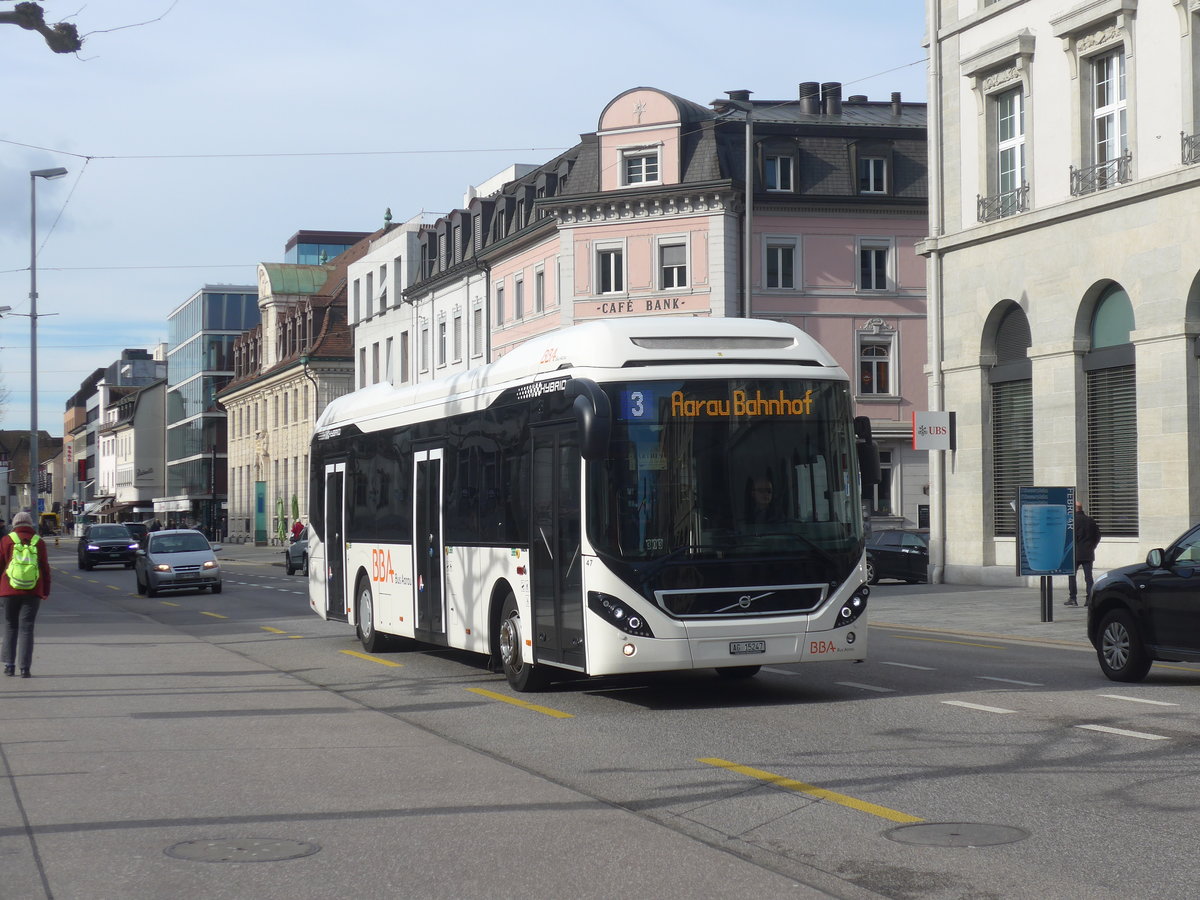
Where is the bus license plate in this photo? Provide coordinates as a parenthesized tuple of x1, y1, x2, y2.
(730, 640, 766, 655)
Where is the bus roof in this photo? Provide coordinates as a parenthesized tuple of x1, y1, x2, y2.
(318, 317, 843, 431)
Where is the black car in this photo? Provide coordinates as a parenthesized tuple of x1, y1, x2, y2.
(865, 529, 929, 584)
(1089, 523, 1200, 682)
(78, 523, 140, 570)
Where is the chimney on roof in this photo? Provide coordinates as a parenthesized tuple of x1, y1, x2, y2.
(798, 82, 821, 114)
(891, 92, 903, 116)
(847, 95, 867, 103)
(822, 82, 842, 116)
(725, 89, 752, 103)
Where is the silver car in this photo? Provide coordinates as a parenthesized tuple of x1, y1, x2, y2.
(134, 529, 222, 596)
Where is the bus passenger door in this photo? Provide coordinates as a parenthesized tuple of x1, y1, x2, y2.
(413, 448, 446, 643)
(531, 426, 584, 670)
(323, 462, 348, 621)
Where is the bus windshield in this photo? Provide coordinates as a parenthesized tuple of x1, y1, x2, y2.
(589, 378, 863, 579)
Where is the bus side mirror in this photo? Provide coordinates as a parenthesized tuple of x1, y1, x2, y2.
(854, 416, 881, 499)
(568, 378, 612, 461)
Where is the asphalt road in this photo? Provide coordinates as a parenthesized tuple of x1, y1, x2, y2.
(6, 544, 1200, 899)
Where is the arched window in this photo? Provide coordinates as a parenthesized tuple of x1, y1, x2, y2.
(989, 305, 1032, 536)
(1085, 284, 1137, 535)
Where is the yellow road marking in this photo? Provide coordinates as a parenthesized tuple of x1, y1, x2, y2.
(698, 757, 923, 824)
(200, 611, 227, 619)
(1157, 663, 1200, 674)
(288, 634, 303, 639)
(106, 584, 120, 591)
(340, 649, 403, 667)
(261, 626, 288, 634)
(160, 601, 181, 607)
(467, 687, 574, 719)
(892, 634, 1005, 650)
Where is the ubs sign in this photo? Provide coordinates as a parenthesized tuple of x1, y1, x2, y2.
(912, 411, 956, 451)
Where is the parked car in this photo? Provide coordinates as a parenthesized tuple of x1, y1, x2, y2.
(124, 522, 149, 544)
(284, 526, 308, 576)
(134, 529, 222, 596)
(1089, 523, 1200, 682)
(865, 529, 929, 584)
(77, 523, 139, 570)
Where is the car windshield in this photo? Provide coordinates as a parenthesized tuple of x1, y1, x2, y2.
(91, 526, 131, 540)
(150, 533, 211, 553)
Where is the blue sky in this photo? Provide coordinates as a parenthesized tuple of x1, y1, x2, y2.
(0, 0, 928, 436)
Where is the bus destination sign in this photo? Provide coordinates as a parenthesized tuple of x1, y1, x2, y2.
(620, 387, 817, 421)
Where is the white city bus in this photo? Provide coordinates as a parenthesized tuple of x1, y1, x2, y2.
(307, 317, 875, 691)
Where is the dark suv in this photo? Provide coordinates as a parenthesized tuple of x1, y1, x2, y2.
(78, 523, 139, 570)
(1089, 523, 1200, 681)
(865, 529, 929, 584)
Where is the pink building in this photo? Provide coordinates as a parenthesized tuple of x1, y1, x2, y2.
(402, 84, 928, 526)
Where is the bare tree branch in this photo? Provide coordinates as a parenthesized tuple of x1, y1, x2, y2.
(0, 2, 83, 54)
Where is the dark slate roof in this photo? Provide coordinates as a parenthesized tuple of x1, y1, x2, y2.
(749, 100, 926, 129)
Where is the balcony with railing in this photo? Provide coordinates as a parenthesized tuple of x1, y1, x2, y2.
(1069, 153, 1132, 196)
(977, 184, 1029, 223)
(1182, 131, 1200, 165)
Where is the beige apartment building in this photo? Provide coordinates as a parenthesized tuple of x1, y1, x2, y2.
(923, 0, 1200, 582)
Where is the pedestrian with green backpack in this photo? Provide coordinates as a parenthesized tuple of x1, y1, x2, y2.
(0, 511, 52, 678)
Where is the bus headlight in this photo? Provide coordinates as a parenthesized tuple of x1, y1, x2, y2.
(588, 592, 655, 638)
(836, 589, 868, 627)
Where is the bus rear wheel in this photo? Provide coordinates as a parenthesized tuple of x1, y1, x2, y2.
(498, 592, 547, 692)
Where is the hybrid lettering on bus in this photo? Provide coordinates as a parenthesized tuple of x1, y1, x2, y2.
(306, 317, 876, 691)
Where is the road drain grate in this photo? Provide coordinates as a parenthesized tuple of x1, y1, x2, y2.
(884, 823, 1028, 848)
(165, 838, 320, 863)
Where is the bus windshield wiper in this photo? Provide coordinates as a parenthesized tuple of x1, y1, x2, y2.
(746, 530, 840, 569)
(636, 543, 724, 585)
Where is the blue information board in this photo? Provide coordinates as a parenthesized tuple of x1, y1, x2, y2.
(1016, 486, 1075, 576)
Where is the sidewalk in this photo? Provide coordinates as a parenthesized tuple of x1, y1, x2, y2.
(869, 581, 1093, 651)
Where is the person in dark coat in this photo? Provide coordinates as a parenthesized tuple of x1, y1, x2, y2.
(1067, 501, 1101, 607)
(0, 511, 52, 677)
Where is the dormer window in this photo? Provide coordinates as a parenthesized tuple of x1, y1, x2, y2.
(622, 148, 660, 186)
(765, 154, 794, 191)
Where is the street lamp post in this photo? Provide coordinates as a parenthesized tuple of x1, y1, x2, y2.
(29, 166, 68, 514)
(709, 93, 754, 318)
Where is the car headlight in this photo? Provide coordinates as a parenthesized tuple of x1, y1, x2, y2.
(86, 544, 100, 551)
(153, 564, 171, 573)
(202, 560, 218, 570)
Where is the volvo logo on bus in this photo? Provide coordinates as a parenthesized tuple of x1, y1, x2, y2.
(715, 590, 776, 614)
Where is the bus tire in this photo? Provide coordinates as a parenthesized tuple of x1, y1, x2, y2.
(498, 592, 547, 692)
(715, 665, 761, 680)
(355, 577, 395, 653)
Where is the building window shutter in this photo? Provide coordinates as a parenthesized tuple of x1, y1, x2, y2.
(1087, 365, 1138, 536)
(991, 379, 1032, 536)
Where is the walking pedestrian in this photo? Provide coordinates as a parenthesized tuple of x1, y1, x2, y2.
(1067, 501, 1101, 607)
(0, 511, 52, 677)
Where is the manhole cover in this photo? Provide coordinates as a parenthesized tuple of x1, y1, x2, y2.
(165, 838, 320, 863)
(884, 822, 1029, 848)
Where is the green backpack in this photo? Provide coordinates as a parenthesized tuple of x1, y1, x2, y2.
(7, 534, 41, 591)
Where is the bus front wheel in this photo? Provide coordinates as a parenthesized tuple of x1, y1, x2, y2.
(498, 593, 547, 692)
(356, 578, 395, 653)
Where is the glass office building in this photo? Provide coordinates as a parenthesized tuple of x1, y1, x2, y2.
(283, 230, 369, 265)
(160, 286, 259, 534)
